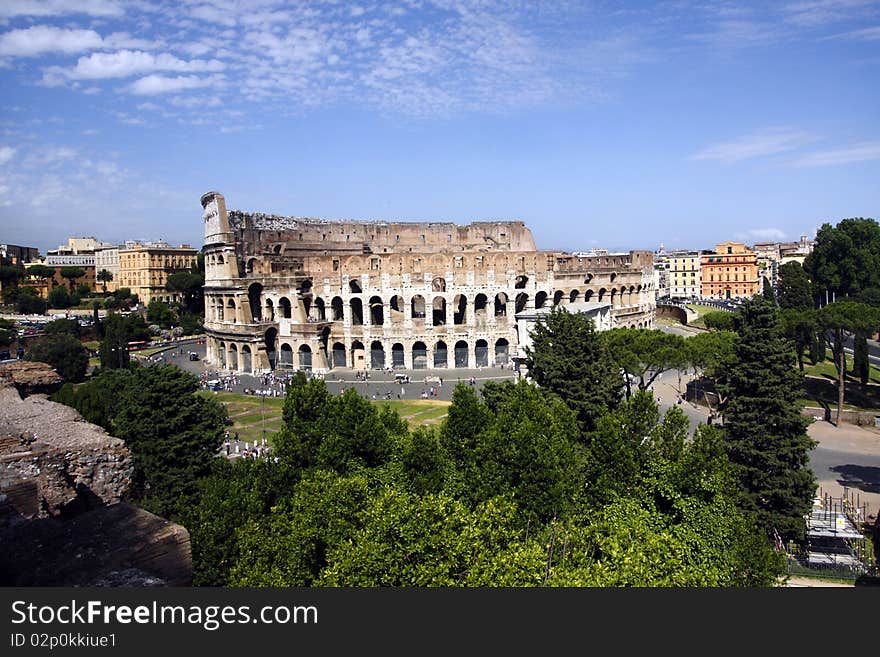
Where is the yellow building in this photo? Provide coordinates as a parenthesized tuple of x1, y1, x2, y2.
(700, 242, 759, 299)
(117, 243, 198, 305)
(666, 251, 702, 299)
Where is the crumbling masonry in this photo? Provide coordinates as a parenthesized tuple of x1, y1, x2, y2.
(200, 191, 656, 373)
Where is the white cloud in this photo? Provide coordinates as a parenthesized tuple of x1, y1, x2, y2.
(0, 26, 104, 57)
(690, 129, 815, 163)
(128, 74, 221, 95)
(0, 145, 16, 165)
(823, 25, 880, 40)
(794, 141, 880, 166)
(0, 0, 123, 19)
(63, 50, 225, 79)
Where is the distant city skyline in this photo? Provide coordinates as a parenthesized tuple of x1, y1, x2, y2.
(1, 1, 878, 256)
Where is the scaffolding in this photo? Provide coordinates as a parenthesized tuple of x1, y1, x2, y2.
(796, 488, 874, 574)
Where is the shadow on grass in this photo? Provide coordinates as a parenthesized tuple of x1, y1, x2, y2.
(804, 376, 880, 411)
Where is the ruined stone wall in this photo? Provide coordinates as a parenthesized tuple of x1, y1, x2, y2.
(201, 192, 656, 374)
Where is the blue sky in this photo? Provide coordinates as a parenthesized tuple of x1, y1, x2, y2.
(1, 0, 878, 256)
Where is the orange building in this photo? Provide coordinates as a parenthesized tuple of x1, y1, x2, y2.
(700, 242, 759, 299)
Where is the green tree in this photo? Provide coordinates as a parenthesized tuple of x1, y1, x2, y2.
(440, 383, 492, 465)
(274, 371, 333, 469)
(43, 317, 81, 337)
(14, 288, 47, 315)
(398, 426, 447, 496)
(817, 301, 880, 424)
(26, 264, 56, 287)
(762, 276, 776, 303)
(702, 311, 736, 332)
(0, 318, 16, 348)
(602, 328, 687, 400)
(59, 266, 85, 292)
(99, 312, 149, 369)
(182, 457, 298, 586)
(524, 307, 623, 432)
(854, 332, 870, 386)
(719, 296, 817, 542)
(146, 300, 177, 328)
(804, 218, 880, 299)
(47, 285, 72, 309)
(779, 308, 817, 371)
(0, 265, 23, 293)
(76, 282, 91, 299)
(58, 365, 227, 518)
(165, 271, 204, 314)
(25, 333, 89, 382)
(318, 491, 545, 587)
(777, 261, 813, 310)
(230, 471, 373, 587)
(467, 380, 582, 523)
(97, 269, 113, 293)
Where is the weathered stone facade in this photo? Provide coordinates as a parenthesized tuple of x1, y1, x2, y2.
(200, 191, 656, 373)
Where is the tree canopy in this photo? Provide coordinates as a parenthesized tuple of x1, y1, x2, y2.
(25, 333, 89, 382)
(719, 296, 816, 542)
(804, 218, 880, 298)
(523, 307, 623, 432)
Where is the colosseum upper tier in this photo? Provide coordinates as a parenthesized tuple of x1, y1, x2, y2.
(200, 191, 656, 374)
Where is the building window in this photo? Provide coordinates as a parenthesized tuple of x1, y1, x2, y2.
(333, 259, 339, 271)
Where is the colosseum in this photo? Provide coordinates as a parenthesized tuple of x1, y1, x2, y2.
(200, 191, 656, 374)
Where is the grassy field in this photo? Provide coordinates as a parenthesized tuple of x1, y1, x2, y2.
(198, 391, 450, 444)
(799, 355, 880, 411)
(685, 304, 725, 328)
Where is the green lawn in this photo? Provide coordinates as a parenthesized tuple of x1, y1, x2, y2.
(198, 391, 450, 443)
(686, 304, 724, 328)
(799, 355, 880, 411)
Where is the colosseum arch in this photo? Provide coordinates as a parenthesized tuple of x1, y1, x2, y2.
(331, 296, 344, 321)
(432, 296, 446, 326)
(264, 298, 275, 321)
(584, 273, 593, 284)
(515, 293, 529, 314)
(553, 290, 563, 306)
(248, 283, 263, 322)
(453, 294, 467, 325)
(241, 345, 252, 373)
(584, 289, 594, 303)
(264, 328, 278, 368)
(434, 340, 448, 368)
(350, 298, 364, 325)
(411, 294, 426, 320)
(278, 296, 291, 319)
(432, 276, 446, 292)
(349, 279, 362, 294)
(475, 339, 489, 367)
(454, 340, 469, 367)
(391, 343, 405, 368)
(569, 289, 580, 304)
(331, 342, 346, 368)
(369, 296, 384, 325)
(474, 293, 488, 318)
(610, 272, 618, 283)
(313, 297, 326, 320)
(351, 340, 365, 370)
(217, 341, 226, 368)
(226, 298, 237, 322)
(298, 344, 312, 369)
(514, 274, 528, 289)
(246, 258, 257, 274)
(279, 343, 293, 367)
(389, 295, 404, 322)
(370, 341, 385, 369)
(598, 288, 607, 302)
(535, 291, 548, 309)
(412, 341, 427, 369)
(216, 253, 225, 265)
(610, 288, 618, 308)
(229, 344, 238, 370)
(495, 292, 508, 316)
(494, 338, 509, 364)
